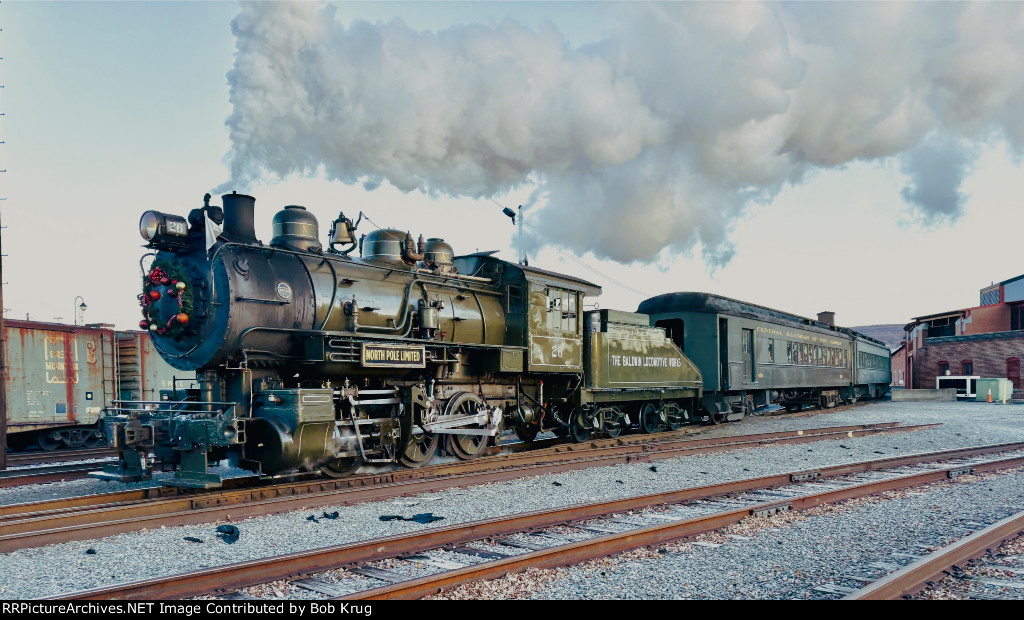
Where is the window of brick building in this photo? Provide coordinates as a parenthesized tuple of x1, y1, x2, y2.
(938, 361, 950, 376)
(1008, 358, 1021, 390)
(962, 360, 973, 376)
(1012, 306, 1024, 331)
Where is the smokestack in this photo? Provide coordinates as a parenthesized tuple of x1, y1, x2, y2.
(221, 192, 258, 244)
(817, 311, 835, 327)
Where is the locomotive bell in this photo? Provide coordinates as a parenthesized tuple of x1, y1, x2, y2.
(329, 219, 353, 245)
(271, 206, 322, 252)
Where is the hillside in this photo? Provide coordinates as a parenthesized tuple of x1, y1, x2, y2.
(850, 324, 905, 350)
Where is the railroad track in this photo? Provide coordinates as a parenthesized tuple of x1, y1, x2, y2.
(843, 510, 1024, 600)
(0, 422, 928, 553)
(6, 447, 116, 467)
(0, 400, 868, 487)
(0, 462, 117, 489)
(52, 442, 1024, 600)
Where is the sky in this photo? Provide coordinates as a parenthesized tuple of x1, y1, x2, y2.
(1, 1, 1023, 332)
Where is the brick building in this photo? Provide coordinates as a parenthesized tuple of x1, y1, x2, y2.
(895, 273, 1024, 396)
(891, 343, 907, 387)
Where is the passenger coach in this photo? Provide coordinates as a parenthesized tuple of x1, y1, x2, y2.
(637, 293, 891, 421)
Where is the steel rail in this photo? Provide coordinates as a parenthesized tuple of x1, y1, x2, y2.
(0, 424, 930, 551)
(7, 448, 116, 467)
(0, 422, 906, 522)
(0, 422, 895, 518)
(842, 509, 1024, 600)
(0, 462, 115, 489)
(0, 422, 901, 523)
(51, 445, 1024, 601)
(345, 454, 1024, 600)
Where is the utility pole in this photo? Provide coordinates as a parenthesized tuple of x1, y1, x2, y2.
(518, 205, 524, 265)
(0, 13, 9, 471)
(501, 204, 527, 265)
(0, 203, 7, 472)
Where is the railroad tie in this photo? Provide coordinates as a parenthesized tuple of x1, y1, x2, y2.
(397, 554, 467, 570)
(814, 584, 857, 595)
(218, 591, 258, 600)
(972, 577, 1024, 589)
(444, 546, 509, 560)
(291, 578, 352, 597)
(496, 538, 550, 551)
(572, 524, 620, 534)
(968, 592, 1020, 601)
(348, 566, 408, 583)
(838, 574, 875, 584)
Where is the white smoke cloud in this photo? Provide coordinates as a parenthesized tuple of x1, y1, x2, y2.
(900, 133, 973, 224)
(220, 1, 1024, 265)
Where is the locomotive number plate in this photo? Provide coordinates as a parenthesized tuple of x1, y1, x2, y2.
(361, 344, 426, 368)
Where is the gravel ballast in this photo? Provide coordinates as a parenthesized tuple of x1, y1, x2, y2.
(0, 399, 1022, 599)
(530, 468, 1024, 600)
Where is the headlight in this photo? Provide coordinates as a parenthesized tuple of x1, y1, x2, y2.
(139, 211, 189, 245)
(140, 211, 162, 241)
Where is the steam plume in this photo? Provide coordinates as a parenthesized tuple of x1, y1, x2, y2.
(221, 1, 1024, 264)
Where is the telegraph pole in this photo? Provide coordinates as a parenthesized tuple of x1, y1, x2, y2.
(0, 204, 6, 470)
(0, 11, 9, 470)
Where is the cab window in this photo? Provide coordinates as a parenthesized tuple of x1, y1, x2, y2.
(546, 288, 578, 332)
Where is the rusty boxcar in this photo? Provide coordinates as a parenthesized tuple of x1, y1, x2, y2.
(1, 320, 195, 451)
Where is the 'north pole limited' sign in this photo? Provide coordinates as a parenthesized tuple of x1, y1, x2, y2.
(360, 343, 426, 368)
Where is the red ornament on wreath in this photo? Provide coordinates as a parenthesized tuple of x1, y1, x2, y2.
(141, 261, 194, 339)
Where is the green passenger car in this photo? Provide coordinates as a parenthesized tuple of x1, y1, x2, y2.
(638, 292, 891, 421)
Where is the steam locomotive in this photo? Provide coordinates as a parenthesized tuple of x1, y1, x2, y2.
(96, 193, 702, 488)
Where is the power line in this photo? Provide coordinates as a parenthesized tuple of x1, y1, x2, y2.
(520, 220, 650, 297)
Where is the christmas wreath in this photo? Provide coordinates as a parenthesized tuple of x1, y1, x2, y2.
(139, 261, 194, 339)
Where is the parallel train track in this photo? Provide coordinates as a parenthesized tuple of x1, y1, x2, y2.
(845, 510, 1024, 600)
(51, 442, 1024, 600)
(6, 448, 116, 467)
(0, 422, 930, 553)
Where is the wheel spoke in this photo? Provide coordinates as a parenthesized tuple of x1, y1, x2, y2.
(443, 393, 490, 460)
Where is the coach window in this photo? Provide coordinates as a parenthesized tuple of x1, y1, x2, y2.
(962, 360, 973, 376)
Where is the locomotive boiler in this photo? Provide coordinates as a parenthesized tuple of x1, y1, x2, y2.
(97, 193, 701, 488)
